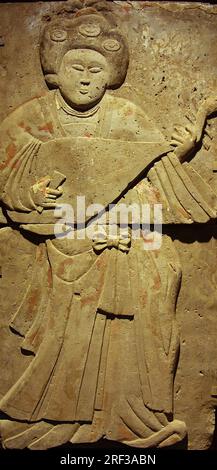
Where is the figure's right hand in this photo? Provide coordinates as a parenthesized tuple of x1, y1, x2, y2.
(31, 176, 63, 209)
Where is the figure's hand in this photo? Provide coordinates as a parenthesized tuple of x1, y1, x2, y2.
(170, 94, 217, 162)
(170, 119, 198, 162)
(31, 176, 63, 210)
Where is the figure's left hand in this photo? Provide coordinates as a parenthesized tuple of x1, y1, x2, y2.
(170, 95, 217, 162)
(170, 121, 198, 162)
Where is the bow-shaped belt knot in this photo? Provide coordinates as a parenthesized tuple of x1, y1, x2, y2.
(92, 228, 131, 253)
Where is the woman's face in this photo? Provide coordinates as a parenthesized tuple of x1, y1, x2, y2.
(57, 49, 110, 110)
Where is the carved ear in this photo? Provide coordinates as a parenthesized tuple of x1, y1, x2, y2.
(44, 73, 59, 89)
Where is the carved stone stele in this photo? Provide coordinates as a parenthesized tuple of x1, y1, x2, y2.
(0, 0, 217, 450)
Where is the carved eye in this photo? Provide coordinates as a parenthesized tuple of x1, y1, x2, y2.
(71, 64, 85, 71)
(89, 66, 102, 74)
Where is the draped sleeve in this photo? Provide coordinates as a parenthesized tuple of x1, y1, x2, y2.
(0, 95, 55, 212)
(137, 153, 217, 224)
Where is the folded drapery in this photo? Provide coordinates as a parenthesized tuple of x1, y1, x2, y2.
(147, 153, 217, 223)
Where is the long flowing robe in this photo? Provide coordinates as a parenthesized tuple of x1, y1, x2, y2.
(0, 90, 216, 449)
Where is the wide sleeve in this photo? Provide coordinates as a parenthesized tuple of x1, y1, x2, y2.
(0, 96, 53, 213)
(145, 153, 217, 224)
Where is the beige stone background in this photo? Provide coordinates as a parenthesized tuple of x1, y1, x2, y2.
(1, 0, 217, 449)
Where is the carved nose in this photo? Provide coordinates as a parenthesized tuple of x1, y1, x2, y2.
(80, 78, 90, 86)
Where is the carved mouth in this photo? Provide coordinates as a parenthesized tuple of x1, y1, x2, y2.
(79, 89, 89, 95)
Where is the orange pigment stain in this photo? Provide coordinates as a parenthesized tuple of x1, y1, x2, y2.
(7, 142, 17, 159)
(38, 122, 54, 134)
(116, 423, 135, 441)
(18, 121, 32, 133)
(153, 274, 161, 290)
(11, 160, 20, 170)
(125, 107, 133, 117)
(28, 289, 39, 311)
(0, 142, 18, 170)
(141, 234, 155, 244)
(122, 5, 131, 13)
(84, 132, 92, 138)
(47, 266, 52, 288)
(152, 187, 161, 203)
(57, 258, 74, 278)
(81, 290, 99, 307)
(36, 245, 44, 262)
(96, 254, 107, 271)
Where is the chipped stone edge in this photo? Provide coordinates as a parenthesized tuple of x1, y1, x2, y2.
(114, 1, 217, 16)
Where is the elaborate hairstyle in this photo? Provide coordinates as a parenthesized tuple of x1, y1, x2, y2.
(40, 0, 129, 89)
